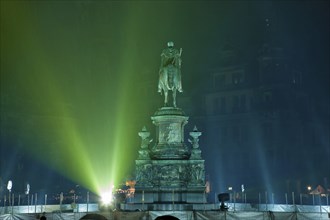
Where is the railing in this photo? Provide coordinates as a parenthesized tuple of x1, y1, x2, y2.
(0, 192, 329, 214)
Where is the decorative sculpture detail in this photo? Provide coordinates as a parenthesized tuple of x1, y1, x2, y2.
(138, 126, 152, 149)
(137, 126, 152, 159)
(189, 126, 203, 159)
(136, 164, 152, 183)
(191, 164, 204, 182)
(188, 126, 202, 149)
(158, 41, 183, 107)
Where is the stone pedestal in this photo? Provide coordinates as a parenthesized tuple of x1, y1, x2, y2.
(150, 107, 190, 159)
(132, 107, 206, 209)
(124, 42, 209, 211)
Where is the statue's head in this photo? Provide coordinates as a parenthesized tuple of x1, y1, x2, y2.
(167, 41, 174, 48)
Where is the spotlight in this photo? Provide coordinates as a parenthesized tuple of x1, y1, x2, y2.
(100, 192, 113, 205)
(100, 184, 114, 206)
(218, 193, 229, 211)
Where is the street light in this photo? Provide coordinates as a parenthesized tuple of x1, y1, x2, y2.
(307, 185, 314, 205)
(7, 180, 12, 207)
(228, 186, 233, 203)
(7, 180, 12, 192)
(25, 183, 30, 213)
(25, 183, 30, 195)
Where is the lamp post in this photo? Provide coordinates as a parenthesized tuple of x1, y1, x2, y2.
(26, 184, 30, 214)
(86, 191, 89, 213)
(11, 193, 14, 214)
(7, 180, 12, 214)
(228, 186, 233, 203)
(307, 186, 314, 205)
(60, 192, 63, 213)
(44, 194, 47, 213)
(241, 184, 245, 203)
(35, 193, 37, 213)
(25, 183, 30, 205)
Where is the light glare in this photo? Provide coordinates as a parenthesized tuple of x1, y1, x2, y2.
(101, 191, 113, 205)
(7, 180, 12, 191)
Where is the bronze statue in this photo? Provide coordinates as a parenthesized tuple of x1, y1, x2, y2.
(158, 42, 183, 107)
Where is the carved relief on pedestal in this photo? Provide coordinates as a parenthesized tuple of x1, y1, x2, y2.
(191, 164, 204, 182)
(151, 163, 191, 187)
(136, 163, 153, 185)
(188, 163, 205, 185)
(159, 123, 181, 143)
(179, 164, 190, 184)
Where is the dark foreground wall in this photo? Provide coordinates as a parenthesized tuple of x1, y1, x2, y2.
(1, 211, 330, 220)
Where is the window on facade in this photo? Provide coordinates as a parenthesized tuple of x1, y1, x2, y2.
(213, 98, 220, 114)
(249, 97, 254, 111)
(232, 96, 239, 113)
(232, 72, 244, 85)
(231, 94, 248, 113)
(262, 123, 273, 142)
(232, 73, 239, 84)
(264, 93, 271, 102)
(240, 94, 246, 112)
(232, 126, 241, 143)
(214, 74, 226, 89)
(261, 61, 274, 83)
(241, 126, 248, 142)
(214, 97, 227, 114)
(292, 71, 302, 85)
(263, 92, 272, 108)
(220, 126, 228, 144)
(220, 97, 226, 114)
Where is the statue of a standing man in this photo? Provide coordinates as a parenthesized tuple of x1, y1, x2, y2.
(158, 42, 183, 107)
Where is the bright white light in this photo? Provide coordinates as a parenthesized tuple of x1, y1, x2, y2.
(7, 180, 12, 191)
(101, 192, 113, 205)
(100, 184, 114, 206)
(25, 183, 30, 195)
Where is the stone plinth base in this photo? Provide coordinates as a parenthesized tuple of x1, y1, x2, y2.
(132, 187, 206, 205)
(120, 203, 214, 211)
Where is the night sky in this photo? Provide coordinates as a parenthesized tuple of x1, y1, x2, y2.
(1, 1, 329, 199)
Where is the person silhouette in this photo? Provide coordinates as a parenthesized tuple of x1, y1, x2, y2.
(40, 212, 46, 220)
